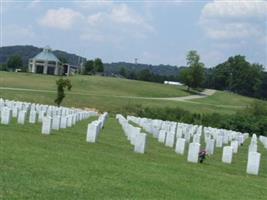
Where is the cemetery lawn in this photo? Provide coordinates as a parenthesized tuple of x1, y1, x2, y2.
(0, 72, 192, 98)
(1, 118, 267, 200)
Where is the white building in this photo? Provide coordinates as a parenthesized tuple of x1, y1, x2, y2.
(28, 46, 70, 75)
(164, 81, 183, 86)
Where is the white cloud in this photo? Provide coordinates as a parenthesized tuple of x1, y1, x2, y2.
(82, 4, 155, 42)
(38, 8, 83, 30)
(200, 0, 267, 40)
(201, 0, 267, 20)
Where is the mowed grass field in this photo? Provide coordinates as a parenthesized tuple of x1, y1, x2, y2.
(0, 72, 259, 115)
(1, 118, 267, 200)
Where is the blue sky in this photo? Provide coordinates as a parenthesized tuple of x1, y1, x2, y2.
(1, 0, 267, 68)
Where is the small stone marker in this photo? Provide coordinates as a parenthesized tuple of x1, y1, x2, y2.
(187, 143, 200, 163)
(222, 146, 233, 164)
(175, 138, 186, 155)
(246, 152, 261, 175)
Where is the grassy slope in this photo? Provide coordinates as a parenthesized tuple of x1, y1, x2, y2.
(0, 72, 259, 115)
(1, 118, 267, 200)
(0, 72, 191, 98)
(191, 91, 257, 107)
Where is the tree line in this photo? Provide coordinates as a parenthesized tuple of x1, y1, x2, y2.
(179, 51, 266, 100)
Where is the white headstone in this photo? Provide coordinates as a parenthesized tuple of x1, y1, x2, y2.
(60, 116, 67, 129)
(187, 143, 200, 163)
(42, 117, 52, 135)
(38, 111, 45, 122)
(249, 143, 257, 153)
(130, 127, 141, 145)
(17, 110, 26, 125)
(165, 131, 175, 148)
(193, 134, 200, 144)
(52, 116, 60, 130)
(230, 140, 238, 153)
(216, 135, 223, 148)
(12, 107, 18, 118)
(86, 122, 99, 143)
(29, 110, 37, 123)
(67, 115, 72, 127)
(175, 138, 186, 155)
(206, 138, 215, 155)
(158, 130, 166, 143)
(222, 146, 233, 164)
(1, 107, 11, 125)
(134, 133, 147, 154)
(246, 152, 261, 175)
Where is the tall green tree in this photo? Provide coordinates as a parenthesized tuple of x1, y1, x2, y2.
(7, 55, 23, 71)
(84, 60, 94, 74)
(94, 58, 104, 73)
(54, 79, 72, 107)
(180, 50, 205, 90)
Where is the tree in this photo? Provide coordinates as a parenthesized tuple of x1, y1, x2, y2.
(180, 68, 193, 90)
(7, 55, 23, 71)
(180, 50, 205, 90)
(119, 67, 127, 77)
(84, 60, 94, 74)
(54, 79, 72, 107)
(211, 55, 264, 97)
(94, 58, 104, 73)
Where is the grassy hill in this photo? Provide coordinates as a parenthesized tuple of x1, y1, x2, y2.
(0, 72, 258, 115)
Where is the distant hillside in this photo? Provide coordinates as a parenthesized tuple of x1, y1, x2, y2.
(0, 45, 86, 67)
(0, 45, 183, 77)
(104, 62, 183, 77)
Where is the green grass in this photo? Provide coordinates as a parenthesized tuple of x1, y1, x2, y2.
(0, 89, 242, 115)
(1, 117, 267, 199)
(191, 91, 257, 107)
(0, 72, 191, 98)
(0, 72, 260, 115)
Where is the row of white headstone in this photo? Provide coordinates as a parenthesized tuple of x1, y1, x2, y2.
(127, 115, 264, 175)
(86, 112, 108, 143)
(0, 98, 98, 135)
(116, 114, 147, 154)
